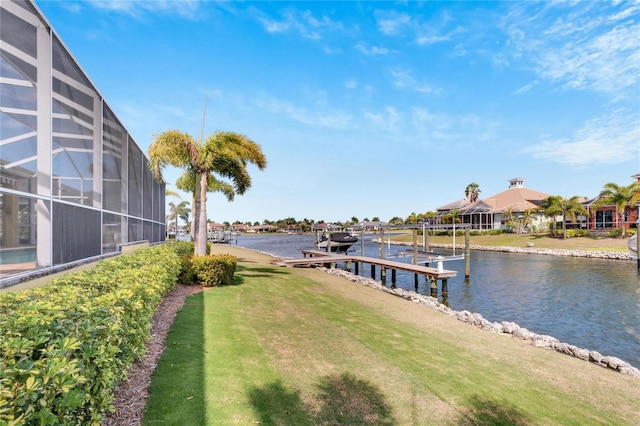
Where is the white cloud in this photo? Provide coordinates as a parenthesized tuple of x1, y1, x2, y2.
(374, 10, 411, 35)
(364, 106, 400, 132)
(344, 79, 357, 89)
(503, 2, 640, 98)
(523, 108, 640, 166)
(255, 8, 342, 40)
(411, 107, 497, 147)
(89, 0, 202, 18)
(354, 43, 393, 56)
(253, 95, 352, 129)
(390, 69, 439, 94)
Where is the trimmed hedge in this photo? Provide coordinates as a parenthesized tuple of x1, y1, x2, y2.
(0, 244, 181, 425)
(191, 254, 237, 287)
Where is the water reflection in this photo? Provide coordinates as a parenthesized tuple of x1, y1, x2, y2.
(233, 234, 640, 369)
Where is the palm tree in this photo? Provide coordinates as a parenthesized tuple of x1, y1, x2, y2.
(149, 129, 267, 256)
(176, 169, 236, 237)
(175, 200, 191, 232)
(541, 195, 563, 237)
(504, 208, 519, 233)
(558, 196, 587, 239)
(595, 182, 640, 238)
(465, 183, 481, 202)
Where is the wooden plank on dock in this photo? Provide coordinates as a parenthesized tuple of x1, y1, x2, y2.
(281, 250, 457, 280)
(280, 254, 354, 267)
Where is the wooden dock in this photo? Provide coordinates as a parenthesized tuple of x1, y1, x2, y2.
(279, 250, 457, 297)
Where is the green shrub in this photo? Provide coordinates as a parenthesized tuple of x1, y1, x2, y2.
(608, 228, 624, 237)
(191, 254, 237, 287)
(0, 244, 182, 425)
(171, 241, 214, 285)
(565, 229, 590, 238)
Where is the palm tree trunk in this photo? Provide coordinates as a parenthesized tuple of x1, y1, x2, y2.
(190, 194, 196, 237)
(194, 172, 209, 256)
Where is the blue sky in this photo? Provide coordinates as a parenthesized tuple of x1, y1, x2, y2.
(36, 0, 639, 224)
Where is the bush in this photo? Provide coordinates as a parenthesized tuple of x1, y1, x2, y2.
(0, 244, 182, 425)
(608, 228, 624, 237)
(564, 229, 590, 238)
(191, 254, 237, 287)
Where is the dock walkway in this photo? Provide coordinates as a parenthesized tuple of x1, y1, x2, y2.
(279, 250, 457, 296)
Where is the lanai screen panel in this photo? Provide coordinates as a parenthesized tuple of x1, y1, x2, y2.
(0, 2, 38, 195)
(51, 34, 97, 207)
(128, 217, 142, 243)
(128, 141, 143, 218)
(103, 104, 126, 213)
(142, 157, 152, 219)
(52, 202, 100, 265)
(102, 211, 123, 254)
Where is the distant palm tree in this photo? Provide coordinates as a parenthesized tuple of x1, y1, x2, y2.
(149, 129, 266, 256)
(595, 182, 640, 238)
(175, 200, 191, 231)
(504, 208, 519, 233)
(166, 201, 177, 234)
(541, 195, 563, 237)
(465, 183, 481, 202)
(558, 196, 587, 239)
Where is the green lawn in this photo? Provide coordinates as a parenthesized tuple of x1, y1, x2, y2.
(393, 232, 631, 252)
(142, 247, 640, 425)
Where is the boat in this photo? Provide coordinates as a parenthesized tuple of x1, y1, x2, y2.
(317, 231, 358, 253)
(208, 230, 230, 243)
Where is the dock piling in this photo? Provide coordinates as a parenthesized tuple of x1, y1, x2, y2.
(465, 228, 471, 279)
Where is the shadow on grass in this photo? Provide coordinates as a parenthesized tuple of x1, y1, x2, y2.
(142, 292, 206, 424)
(249, 372, 395, 426)
(235, 264, 291, 279)
(458, 394, 530, 426)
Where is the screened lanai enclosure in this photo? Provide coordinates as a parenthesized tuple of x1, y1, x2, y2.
(0, 0, 165, 286)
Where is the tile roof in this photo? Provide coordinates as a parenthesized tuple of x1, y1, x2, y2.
(463, 186, 551, 213)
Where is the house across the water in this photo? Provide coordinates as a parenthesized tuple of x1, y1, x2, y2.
(433, 176, 639, 234)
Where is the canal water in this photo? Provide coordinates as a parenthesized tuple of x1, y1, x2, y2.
(231, 233, 640, 369)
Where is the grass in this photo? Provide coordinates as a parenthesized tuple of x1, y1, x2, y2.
(392, 232, 631, 252)
(142, 246, 640, 425)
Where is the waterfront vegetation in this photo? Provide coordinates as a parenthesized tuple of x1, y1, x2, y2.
(393, 231, 631, 252)
(142, 245, 640, 425)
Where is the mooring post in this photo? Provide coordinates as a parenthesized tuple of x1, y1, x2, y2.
(381, 267, 386, 286)
(430, 277, 437, 297)
(314, 229, 318, 250)
(414, 274, 419, 291)
(354, 261, 359, 276)
(391, 269, 396, 288)
(371, 264, 376, 280)
(424, 225, 430, 252)
(379, 229, 384, 259)
(465, 227, 471, 279)
(412, 229, 418, 265)
(360, 229, 365, 256)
